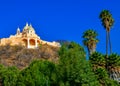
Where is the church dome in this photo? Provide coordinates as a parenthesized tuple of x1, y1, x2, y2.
(23, 23, 35, 33)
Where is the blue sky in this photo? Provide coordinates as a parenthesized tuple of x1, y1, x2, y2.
(0, 0, 120, 54)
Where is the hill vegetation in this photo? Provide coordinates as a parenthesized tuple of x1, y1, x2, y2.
(0, 42, 119, 86)
(0, 44, 59, 69)
(0, 9, 120, 86)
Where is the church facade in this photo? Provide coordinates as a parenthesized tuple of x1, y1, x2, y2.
(0, 23, 60, 48)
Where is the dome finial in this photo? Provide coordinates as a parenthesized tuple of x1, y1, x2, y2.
(30, 23, 32, 27)
(26, 22, 29, 26)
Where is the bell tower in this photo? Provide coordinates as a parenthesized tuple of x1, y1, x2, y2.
(17, 27, 20, 35)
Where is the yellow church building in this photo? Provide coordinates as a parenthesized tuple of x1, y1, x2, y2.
(0, 23, 60, 48)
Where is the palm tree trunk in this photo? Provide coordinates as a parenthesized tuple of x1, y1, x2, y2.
(106, 31, 108, 57)
(108, 31, 112, 54)
(106, 31, 109, 70)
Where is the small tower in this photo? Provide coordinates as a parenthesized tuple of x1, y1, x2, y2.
(17, 27, 20, 35)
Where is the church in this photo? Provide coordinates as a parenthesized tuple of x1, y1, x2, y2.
(0, 23, 60, 48)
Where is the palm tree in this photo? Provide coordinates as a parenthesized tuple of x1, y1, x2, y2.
(107, 54, 120, 82)
(99, 10, 114, 56)
(82, 29, 99, 56)
(90, 52, 106, 71)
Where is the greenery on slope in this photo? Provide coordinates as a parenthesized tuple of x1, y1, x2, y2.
(0, 42, 100, 86)
(0, 9, 120, 86)
(0, 42, 119, 86)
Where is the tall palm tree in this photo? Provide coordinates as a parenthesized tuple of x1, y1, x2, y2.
(82, 29, 99, 56)
(99, 10, 114, 56)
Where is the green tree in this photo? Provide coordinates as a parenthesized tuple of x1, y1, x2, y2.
(58, 42, 100, 86)
(95, 68, 119, 86)
(0, 65, 19, 86)
(90, 52, 119, 86)
(90, 52, 106, 71)
(99, 10, 114, 55)
(17, 60, 58, 86)
(82, 29, 99, 56)
(107, 53, 120, 69)
(107, 53, 120, 82)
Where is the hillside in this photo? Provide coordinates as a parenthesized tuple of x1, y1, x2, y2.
(0, 42, 119, 86)
(0, 44, 59, 69)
